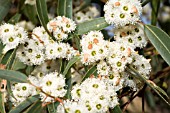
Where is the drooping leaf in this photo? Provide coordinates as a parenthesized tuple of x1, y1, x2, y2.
(57, 0, 73, 18)
(144, 25, 170, 66)
(126, 65, 170, 106)
(9, 95, 40, 113)
(0, 0, 11, 23)
(36, 0, 51, 36)
(110, 105, 122, 113)
(0, 92, 5, 113)
(0, 69, 29, 83)
(75, 17, 109, 35)
(63, 56, 81, 76)
(8, 13, 21, 24)
(81, 65, 97, 82)
(24, 100, 43, 113)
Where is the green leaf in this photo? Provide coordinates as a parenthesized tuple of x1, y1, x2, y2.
(63, 56, 81, 76)
(144, 25, 170, 66)
(9, 95, 40, 113)
(12, 58, 26, 71)
(0, 48, 17, 70)
(26, 66, 34, 75)
(126, 65, 170, 106)
(110, 105, 122, 113)
(0, 92, 6, 113)
(81, 65, 97, 82)
(0, 42, 4, 57)
(57, 0, 73, 18)
(145, 90, 156, 108)
(75, 17, 109, 35)
(24, 100, 42, 113)
(151, 0, 160, 25)
(0, 69, 29, 83)
(8, 13, 21, 24)
(153, 84, 169, 99)
(23, 5, 38, 24)
(36, 0, 51, 36)
(0, 0, 11, 23)
(142, 0, 152, 7)
(47, 103, 56, 113)
(65, 74, 72, 99)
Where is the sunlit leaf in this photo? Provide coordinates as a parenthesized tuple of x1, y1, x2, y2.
(75, 17, 109, 35)
(144, 25, 170, 66)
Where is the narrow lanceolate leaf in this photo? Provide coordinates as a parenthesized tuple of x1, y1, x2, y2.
(0, 0, 11, 23)
(151, 0, 160, 25)
(0, 69, 29, 83)
(75, 17, 109, 35)
(9, 95, 39, 113)
(57, 0, 73, 18)
(144, 25, 170, 66)
(126, 65, 170, 106)
(23, 5, 38, 24)
(110, 105, 122, 113)
(36, 0, 51, 35)
(0, 42, 4, 56)
(0, 92, 6, 113)
(8, 13, 21, 24)
(63, 56, 81, 76)
(24, 100, 42, 113)
(81, 65, 97, 82)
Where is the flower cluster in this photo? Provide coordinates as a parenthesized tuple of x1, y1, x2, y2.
(47, 16, 76, 41)
(80, 31, 109, 65)
(114, 23, 148, 49)
(16, 26, 78, 65)
(57, 77, 119, 113)
(39, 72, 67, 103)
(0, 23, 27, 54)
(10, 72, 67, 105)
(80, 30, 151, 91)
(104, 0, 142, 27)
(10, 76, 38, 106)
